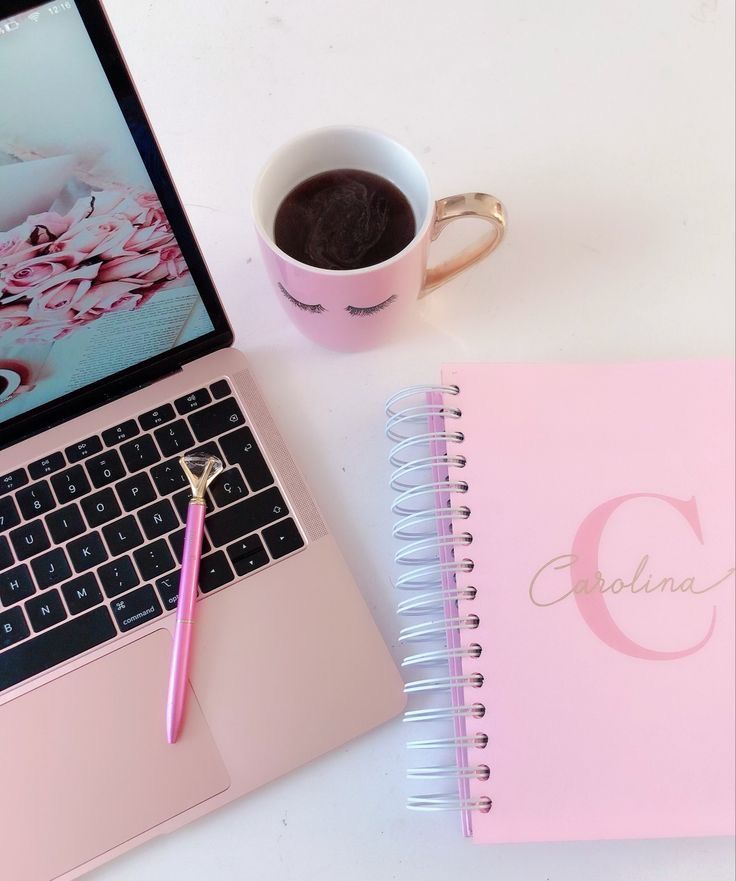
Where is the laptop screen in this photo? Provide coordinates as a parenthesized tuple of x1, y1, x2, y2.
(0, 2, 220, 428)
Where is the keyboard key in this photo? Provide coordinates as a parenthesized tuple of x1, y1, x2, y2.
(0, 606, 116, 692)
(65, 436, 102, 463)
(117, 472, 156, 511)
(31, 548, 72, 590)
(139, 404, 175, 431)
(154, 419, 194, 457)
(102, 420, 139, 447)
(155, 572, 181, 611)
(45, 504, 85, 544)
(0, 607, 30, 650)
(210, 379, 231, 400)
(133, 539, 175, 581)
(0, 496, 21, 534)
(81, 489, 121, 528)
(226, 534, 269, 577)
(198, 551, 234, 593)
(51, 465, 91, 505)
(0, 468, 28, 496)
(210, 467, 248, 508)
(111, 584, 162, 632)
(138, 498, 178, 540)
(189, 439, 222, 457)
(0, 565, 34, 607)
(189, 398, 245, 442)
(102, 515, 145, 557)
(98, 556, 139, 598)
(219, 427, 273, 491)
(0, 535, 12, 570)
(172, 489, 191, 523)
(169, 528, 211, 564)
(85, 450, 125, 488)
(175, 387, 212, 415)
(26, 589, 66, 632)
(62, 574, 104, 615)
(120, 435, 160, 472)
(9, 519, 50, 561)
(150, 459, 189, 496)
(28, 453, 65, 480)
(262, 518, 304, 559)
(16, 481, 56, 520)
(67, 532, 108, 573)
(204, 487, 287, 548)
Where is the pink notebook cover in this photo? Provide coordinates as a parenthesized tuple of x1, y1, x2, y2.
(441, 361, 735, 843)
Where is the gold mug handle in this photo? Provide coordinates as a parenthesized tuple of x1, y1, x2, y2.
(421, 192, 506, 296)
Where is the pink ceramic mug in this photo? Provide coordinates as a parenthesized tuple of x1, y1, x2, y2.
(252, 126, 506, 351)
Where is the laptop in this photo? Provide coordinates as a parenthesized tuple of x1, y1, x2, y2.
(0, 3, 404, 879)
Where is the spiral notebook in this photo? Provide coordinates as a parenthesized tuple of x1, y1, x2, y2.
(386, 360, 735, 843)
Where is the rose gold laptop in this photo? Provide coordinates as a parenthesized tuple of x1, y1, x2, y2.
(0, 3, 404, 879)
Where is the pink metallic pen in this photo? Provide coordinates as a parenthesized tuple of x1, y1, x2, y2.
(166, 453, 222, 744)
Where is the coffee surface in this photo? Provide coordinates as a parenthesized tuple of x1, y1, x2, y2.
(274, 169, 415, 270)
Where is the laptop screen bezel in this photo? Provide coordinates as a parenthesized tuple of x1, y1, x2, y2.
(0, 0, 233, 450)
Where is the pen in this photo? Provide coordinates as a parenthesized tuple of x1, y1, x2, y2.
(166, 452, 223, 744)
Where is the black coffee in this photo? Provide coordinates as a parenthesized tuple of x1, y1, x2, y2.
(274, 169, 416, 270)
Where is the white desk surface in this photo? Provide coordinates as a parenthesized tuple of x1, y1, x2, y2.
(92, 1, 734, 879)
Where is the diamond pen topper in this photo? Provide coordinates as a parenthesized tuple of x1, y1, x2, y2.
(165, 452, 223, 744)
(180, 453, 224, 503)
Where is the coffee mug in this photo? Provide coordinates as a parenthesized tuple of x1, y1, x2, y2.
(252, 126, 506, 351)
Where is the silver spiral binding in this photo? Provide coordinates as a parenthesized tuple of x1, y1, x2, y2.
(386, 384, 488, 833)
(403, 702, 486, 722)
(406, 794, 492, 813)
(401, 643, 482, 667)
(403, 672, 484, 693)
(407, 732, 489, 750)
(407, 764, 491, 781)
(398, 615, 479, 644)
(392, 506, 471, 541)
(397, 586, 477, 616)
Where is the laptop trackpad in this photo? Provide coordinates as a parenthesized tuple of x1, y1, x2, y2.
(0, 629, 230, 881)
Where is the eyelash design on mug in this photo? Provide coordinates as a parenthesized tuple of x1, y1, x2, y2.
(345, 295, 398, 317)
(278, 282, 326, 314)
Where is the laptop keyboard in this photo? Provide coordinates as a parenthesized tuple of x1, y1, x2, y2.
(0, 379, 304, 693)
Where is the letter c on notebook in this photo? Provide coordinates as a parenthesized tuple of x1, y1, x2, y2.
(570, 493, 716, 660)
